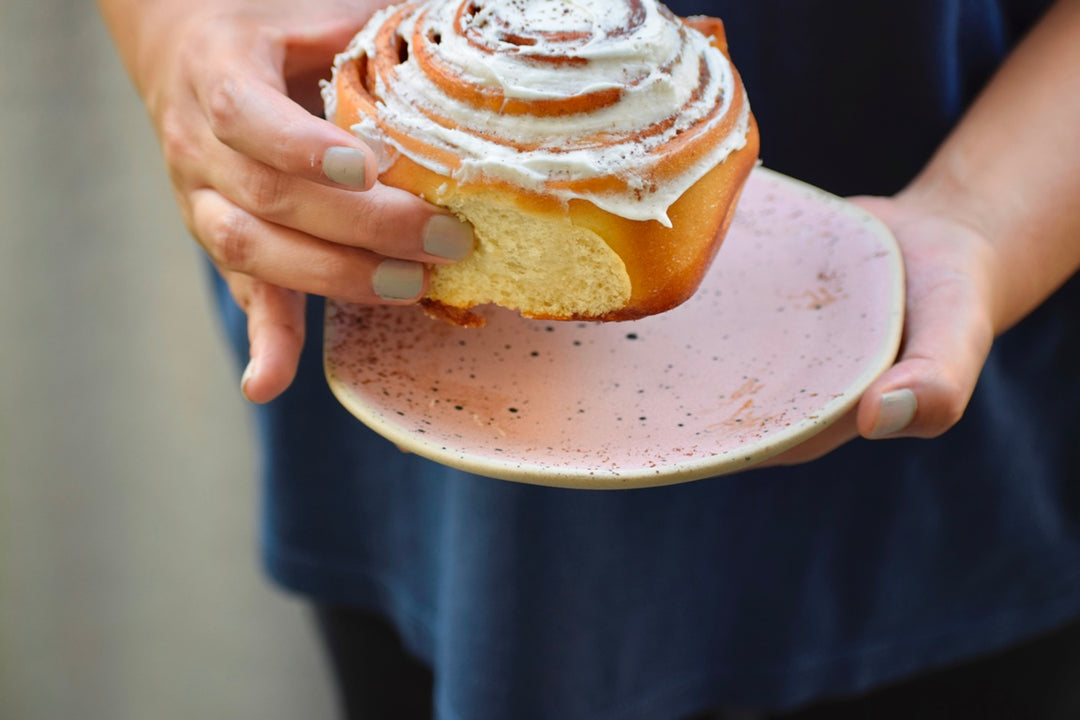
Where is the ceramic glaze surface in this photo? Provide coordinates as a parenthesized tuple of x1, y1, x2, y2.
(324, 168, 905, 488)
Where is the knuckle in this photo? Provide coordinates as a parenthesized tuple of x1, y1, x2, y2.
(923, 376, 969, 437)
(204, 77, 242, 142)
(280, 317, 305, 346)
(355, 208, 387, 248)
(205, 206, 256, 271)
(349, 192, 410, 253)
(273, 314, 306, 348)
(159, 109, 194, 169)
(938, 383, 969, 429)
(240, 165, 293, 216)
(251, 285, 305, 344)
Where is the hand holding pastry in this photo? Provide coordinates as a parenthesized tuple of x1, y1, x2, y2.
(97, 0, 474, 402)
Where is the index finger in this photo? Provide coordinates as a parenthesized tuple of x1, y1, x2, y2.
(197, 65, 378, 191)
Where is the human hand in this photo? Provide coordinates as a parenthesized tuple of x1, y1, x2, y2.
(108, 0, 474, 402)
(761, 193, 997, 466)
(760, 0, 1080, 467)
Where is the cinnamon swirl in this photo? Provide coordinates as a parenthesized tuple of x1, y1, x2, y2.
(324, 0, 759, 324)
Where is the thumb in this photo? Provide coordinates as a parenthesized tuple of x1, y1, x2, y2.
(285, 15, 367, 58)
(282, 16, 367, 115)
(851, 197, 995, 440)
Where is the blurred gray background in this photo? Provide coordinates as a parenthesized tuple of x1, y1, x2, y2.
(0, 2, 337, 718)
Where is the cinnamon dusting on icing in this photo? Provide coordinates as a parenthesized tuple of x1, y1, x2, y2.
(322, 0, 752, 226)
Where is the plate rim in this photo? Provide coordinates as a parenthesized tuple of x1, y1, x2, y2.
(324, 167, 905, 489)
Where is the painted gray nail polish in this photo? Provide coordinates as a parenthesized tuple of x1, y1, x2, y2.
(373, 259, 424, 300)
(423, 214, 474, 260)
(240, 359, 256, 402)
(868, 388, 918, 438)
(323, 147, 367, 188)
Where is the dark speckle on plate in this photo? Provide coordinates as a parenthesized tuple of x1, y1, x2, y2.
(323, 169, 904, 489)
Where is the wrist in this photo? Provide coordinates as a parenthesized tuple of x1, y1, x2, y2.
(99, 0, 210, 102)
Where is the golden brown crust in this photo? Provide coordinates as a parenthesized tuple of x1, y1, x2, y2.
(418, 298, 488, 327)
(331, 10, 760, 323)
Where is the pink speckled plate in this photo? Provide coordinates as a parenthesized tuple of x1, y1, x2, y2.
(324, 167, 904, 488)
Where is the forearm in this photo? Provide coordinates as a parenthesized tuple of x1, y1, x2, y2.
(97, 0, 200, 96)
(98, 0, 392, 115)
(900, 0, 1080, 334)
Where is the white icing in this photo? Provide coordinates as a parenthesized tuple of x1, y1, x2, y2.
(323, 0, 751, 226)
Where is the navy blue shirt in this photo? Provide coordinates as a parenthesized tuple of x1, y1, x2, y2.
(214, 1, 1079, 717)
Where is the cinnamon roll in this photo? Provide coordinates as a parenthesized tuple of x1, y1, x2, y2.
(324, 0, 759, 325)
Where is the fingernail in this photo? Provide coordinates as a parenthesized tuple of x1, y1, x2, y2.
(373, 259, 424, 300)
(423, 214, 474, 260)
(322, 147, 368, 188)
(868, 388, 917, 439)
(240, 359, 256, 402)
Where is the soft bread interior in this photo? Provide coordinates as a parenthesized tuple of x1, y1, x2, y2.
(430, 187, 632, 320)
(330, 19, 760, 325)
